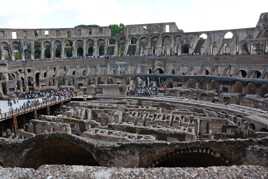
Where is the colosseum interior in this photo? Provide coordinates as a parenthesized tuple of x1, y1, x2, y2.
(0, 12, 267, 178)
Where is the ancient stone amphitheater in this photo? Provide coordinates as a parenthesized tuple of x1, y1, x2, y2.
(0, 12, 268, 178)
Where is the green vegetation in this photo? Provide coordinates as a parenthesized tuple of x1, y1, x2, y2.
(109, 24, 125, 37)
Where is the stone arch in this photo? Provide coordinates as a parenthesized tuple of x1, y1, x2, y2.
(252, 70, 262, 79)
(162, 36, 172, 56)
(12, 41, 22, 60)
(208, 80, 219, 91)
(245, 82, 257, 94)
(139, 37, 148, 56)
(204, 69, 210, 75)
(257, 84, 268, 97)
(54, 40, 62, 58)
(44, 41, 52, 59)
(186, 79, 196, 88)
(239, 70, 247, 78)
(127, 37, 137, 56)
(211, 42, 217, 55)
(181, 44, 190, 54)
(34, 41, 42, 59)
(107, 39, 116, 56)
(97, 39, 105, 56)
(21, 135, 99, 169)
(151, 36, 159, 55)
(23, 41, 32, 60)
(87, 39, 94, 56)
(35, 72, 41, 87)
(0, 42, 11, 60)
(232, 81, 243, 93)
(148, 148, 229, 168)
(64, 40, 73, 58)
(223, 43, 231, 55)
(155, 68, 164, 74)
(194, 33, 207, 55)
(76, 40, 84, 57)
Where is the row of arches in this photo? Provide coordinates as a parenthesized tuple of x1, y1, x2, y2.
(0, 39, 110, 60)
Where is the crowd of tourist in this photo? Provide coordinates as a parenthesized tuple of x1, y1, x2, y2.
(0, 88, 74, 119)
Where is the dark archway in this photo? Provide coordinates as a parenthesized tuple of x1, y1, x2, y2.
(35, 73, 40, 87)
(87, 40, 94, 56)
(181, 44, 190, 54)
(76, 40, 84, 57)
(239, 70, 247, 78)
(65, 40, 73, 58)
(44, 41, 51, 59)
(34, 41, 42, 59)
(98, 39, 105, 56)
(54, 41, 62, 58)
(22, 138, 99, 169)
(155, 68, 164, 74)
(150, 148, 229, 168)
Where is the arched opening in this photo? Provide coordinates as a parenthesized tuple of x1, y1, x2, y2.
(64, 40, 73, 58)
(249, 123, 256, 131)
(27, 76, 34, 90)
(205, 69, 210, 75)
(127, 37, 137, 56)
(246, 82, 257, 94)
(107, 39, 116, 56)
(148, 69, 152, 74)
(35, 73, 40, 87)
(181, 44, 190, 54)
(162, 36, 172, 56)
(12, 41, 22, 60)
(24, 41, 32, 60)
(150, 148, 228, 168)
(232, 81, 243, 93)
(22, 138, 99, 169)
(224, 31, 234, 39)
(34, 41, 42, 59)
(194, 33, 207, 55)
(87, 40, 94, 56)
(76, 40, 84, 57)
(239, 70, 247, 78)
(171, 69, 175, 75)
(254, 71, 262, 79)
(98, 39, 105, 56)
(139, 37, 148, 56)
(151, 37, 158, 55)
(54, 41, 62, 58)
(1, 42, 11, 60)
(155, 68, 164, 74)
(44, 41, 51, 58)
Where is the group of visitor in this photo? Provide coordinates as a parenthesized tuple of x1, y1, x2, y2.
(1, 88, 74, 118)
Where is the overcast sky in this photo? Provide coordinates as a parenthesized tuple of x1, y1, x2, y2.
(0, 0, 267, 32)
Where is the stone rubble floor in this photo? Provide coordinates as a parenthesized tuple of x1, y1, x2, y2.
(0, 165, 267, 179)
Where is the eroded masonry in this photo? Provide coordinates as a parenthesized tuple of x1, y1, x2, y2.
(0, 13, 268, 179)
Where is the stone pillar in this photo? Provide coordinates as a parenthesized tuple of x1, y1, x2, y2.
(73, 40, 77, 58)
(93, 39, 98, 57)
(21, 41, 25, 61)
(171, 35, 175, 56)
(31, 41, 35, 60)
(51, 40, 55, 59)
(135, 39, 140, 56)
(41, 41, 45, 59)
(114, 42, 119, 56)
(11, 43, 15, 61)
(104, 39, 108, 56)
(83, 39, 87, 57)
(61, 40, 65, 58)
